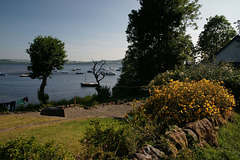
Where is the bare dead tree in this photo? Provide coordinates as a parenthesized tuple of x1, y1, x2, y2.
(92, 60, 106, 86)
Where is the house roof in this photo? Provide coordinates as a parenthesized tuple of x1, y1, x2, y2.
(215, 35, 240, 55)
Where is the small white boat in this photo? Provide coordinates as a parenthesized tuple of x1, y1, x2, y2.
(0, 72, 7, 76)
(109, 67, 115, 71)
(105, 71, 116, 76)
(20, 74, 29, 77)
(76, 72, 84, 74)
(61, 71, 69, 74)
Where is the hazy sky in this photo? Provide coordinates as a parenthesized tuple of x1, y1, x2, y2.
(0, 0, 239, 61)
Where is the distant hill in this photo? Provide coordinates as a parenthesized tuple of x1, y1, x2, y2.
(0, 59, 30, 64)
(67, 59, 122, 65)
(0, 59, 122, 65)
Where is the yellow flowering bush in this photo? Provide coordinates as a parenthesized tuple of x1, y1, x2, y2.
(142, 79, 235, 127)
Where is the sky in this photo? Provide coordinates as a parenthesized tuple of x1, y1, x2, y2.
(0, 0, 239, 61)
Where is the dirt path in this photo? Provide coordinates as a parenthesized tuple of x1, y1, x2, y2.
(22, 103, 135, 119)
(0, 103, 136, 132)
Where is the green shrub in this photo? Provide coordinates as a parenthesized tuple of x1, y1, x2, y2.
(149, 63, 240, 107)
(79, 119, 132, 159)
(0, 137, 74, 160)
(50, 95, 98, 107)
(51, 99, 70, 106)
(16, 103, 43, 112)
(0, 105, 8, 112)
(96, 85, 111, 102)
(78, 95, 98, 106)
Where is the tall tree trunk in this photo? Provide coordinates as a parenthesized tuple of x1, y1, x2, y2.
(40, 76, 47, 94)
(38, 76, 48, 103)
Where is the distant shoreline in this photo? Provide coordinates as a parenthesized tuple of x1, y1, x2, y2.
(0, 59, 122, 65)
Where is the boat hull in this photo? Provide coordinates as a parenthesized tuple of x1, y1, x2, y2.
(81, 82, 98, 87)
(20, 74, 29, 77)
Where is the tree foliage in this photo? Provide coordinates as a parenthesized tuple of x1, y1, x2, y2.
(197, 15, 237, 62)
(26, 35, 67, 103)
(234, 19, 240, 35)
(115, 0, 201, 92)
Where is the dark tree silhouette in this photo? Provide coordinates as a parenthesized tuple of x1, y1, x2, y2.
(92, 60, 106, 86)
(113, 0, 201, 97)
(26, 35, 67, 104)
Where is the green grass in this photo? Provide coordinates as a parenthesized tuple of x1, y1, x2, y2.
(0, 115, 61, 130)
(191, 112, 240, 160)
(0, 117, 127, 154)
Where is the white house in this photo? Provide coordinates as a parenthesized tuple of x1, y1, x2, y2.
(215, 35, 240, 65)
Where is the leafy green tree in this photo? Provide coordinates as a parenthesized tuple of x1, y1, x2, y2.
(234, 19, 240, 35)
(26, 35, 67, 104)
(113, 0, 201, 96)
(197, 15, 237, 62)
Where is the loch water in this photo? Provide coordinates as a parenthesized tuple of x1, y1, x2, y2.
(0, 64, 121, 104)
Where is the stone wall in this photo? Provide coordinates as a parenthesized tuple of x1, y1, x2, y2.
(129, 111, 234, 160)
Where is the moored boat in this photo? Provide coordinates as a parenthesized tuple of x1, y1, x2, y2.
(20, 74, 29, 77)
(81, 82, 98, 87)
(76, 72, 84, 74)
(87, 70, 93, 73)
(105, 71, 116, 76)
(0, 72, 7, 76)
(61, 71, 69, 74)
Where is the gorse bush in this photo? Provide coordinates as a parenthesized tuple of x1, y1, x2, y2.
(144, 79, 235, 128)
(0, 137, 74, 160)
(149, 63, 240, 107)
(127, 79, 236, 137)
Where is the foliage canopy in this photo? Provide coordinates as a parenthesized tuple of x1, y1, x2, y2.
(114, 0, 201, 96)
(197, 15, 237, 61)
(26, 35, 67, 103)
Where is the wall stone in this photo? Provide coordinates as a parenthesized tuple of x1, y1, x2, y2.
(129, 111, 234, 160)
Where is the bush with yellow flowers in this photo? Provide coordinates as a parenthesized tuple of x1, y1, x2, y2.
(142, 79, 235, 129)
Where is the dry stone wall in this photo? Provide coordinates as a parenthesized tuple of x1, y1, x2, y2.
(129, 111, 234, 160)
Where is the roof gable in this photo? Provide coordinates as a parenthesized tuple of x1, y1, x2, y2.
(215, 35, 240, 56)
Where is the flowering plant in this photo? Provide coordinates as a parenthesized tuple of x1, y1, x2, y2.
(142, 79, 235, 127)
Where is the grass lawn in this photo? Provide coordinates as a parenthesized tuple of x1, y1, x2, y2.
(0, 115, 62, 130)
(0, 116, 127, 154)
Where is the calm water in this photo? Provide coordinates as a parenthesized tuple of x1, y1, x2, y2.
(0, 64, 121, 103)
